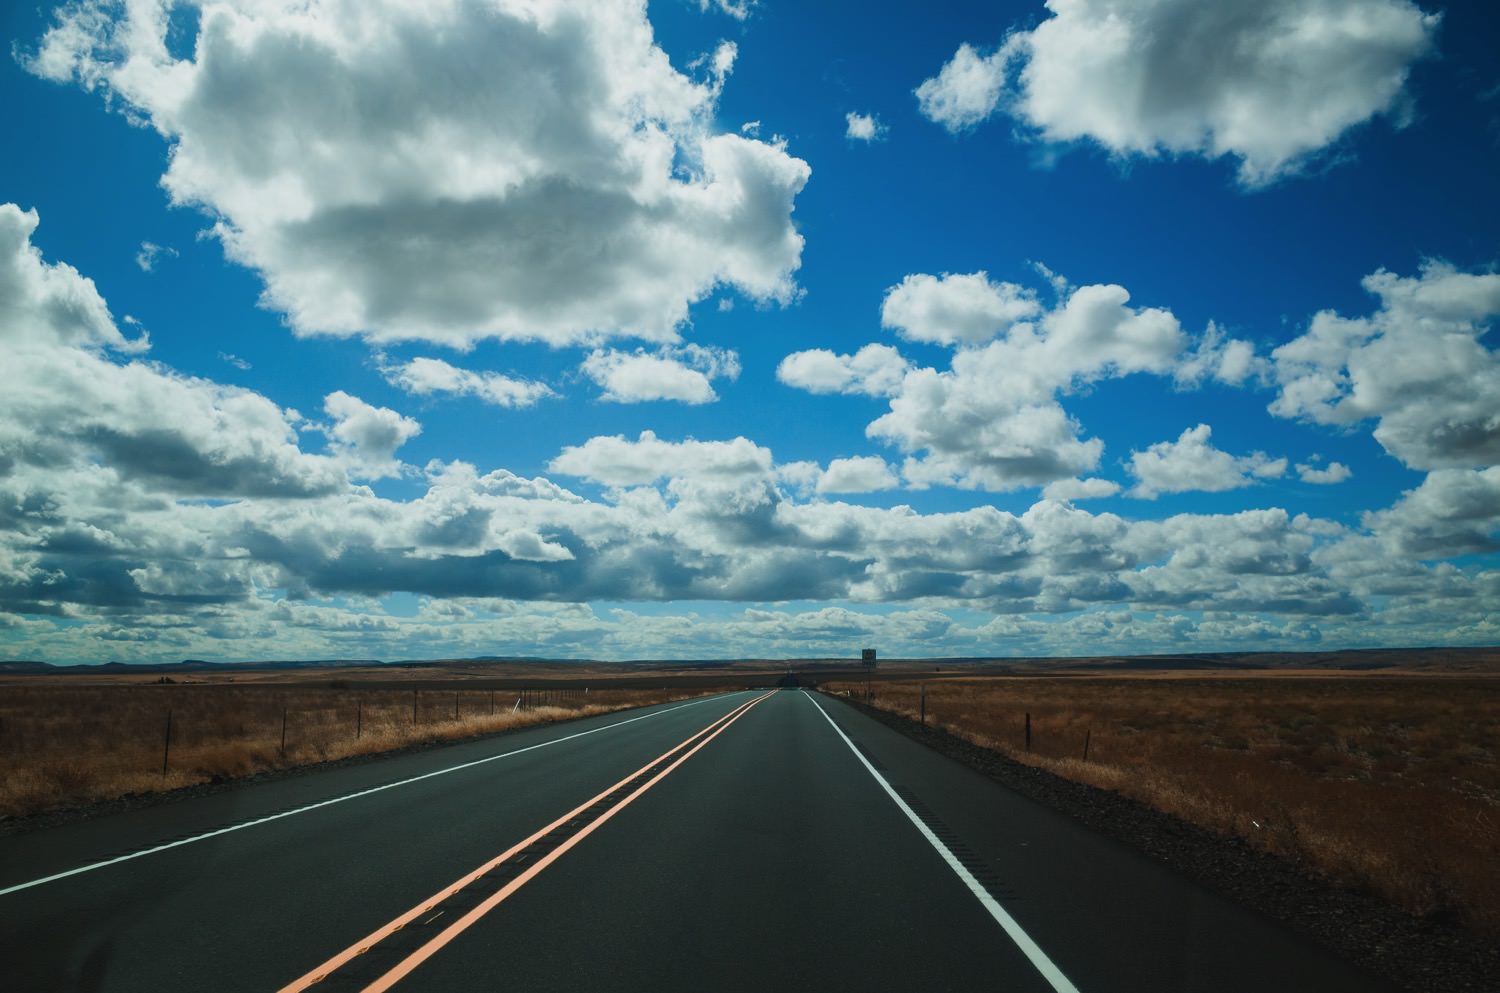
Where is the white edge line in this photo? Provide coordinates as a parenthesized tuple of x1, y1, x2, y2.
(802, 691, 1082, 993)
(0, 691, 745, 898)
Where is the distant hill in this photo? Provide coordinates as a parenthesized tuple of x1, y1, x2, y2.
(0, 660, 53, 673)
(0, 658, 384, 674)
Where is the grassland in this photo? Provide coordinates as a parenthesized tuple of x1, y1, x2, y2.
(0, 680, 719, 821)
(821, 673, 1500, 938)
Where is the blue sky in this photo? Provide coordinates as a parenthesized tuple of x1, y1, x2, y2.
(1, 0, 1497, 663)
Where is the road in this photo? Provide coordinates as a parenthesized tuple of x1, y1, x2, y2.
(0, 689, 1399, 992)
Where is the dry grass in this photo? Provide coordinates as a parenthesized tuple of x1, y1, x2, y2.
(0, 683, 719, 820)
(823, 674, 1500, 937)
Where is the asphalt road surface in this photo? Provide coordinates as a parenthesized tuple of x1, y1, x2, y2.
(0, 689, 1400, 992)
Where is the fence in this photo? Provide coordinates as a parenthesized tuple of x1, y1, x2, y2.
(0, 682, 682, 817)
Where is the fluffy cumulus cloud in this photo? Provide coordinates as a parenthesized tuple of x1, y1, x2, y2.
(1297, 460, 1353, 485)
(0, 204, 142, 353)
(27, 0, 809, 346)
(1175, 321, 1268, 387)
(1127, 424, 1287, 499)
(547, 431, 772, 487)
(382, 356, 554, 409)
(0, 204, 347, 504)
(816, 456, 900, 494)
(776, 343, 909, 397)
(1271, 262, 1500, 470)
(323, 391, 422, 481)
(844, 111, 887, 142)
(881, 272, 1041, 346)
(1042, 477, 1122, 502)
(1363, 467, 1500, 558)
(581, 344, 740, 404)
(914, 42, 1007, 132)
(865, 277, 1188, 490)
(917, 0, 1440, 186)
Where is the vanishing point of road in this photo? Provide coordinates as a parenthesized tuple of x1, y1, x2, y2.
(0, 689, 1398, 992)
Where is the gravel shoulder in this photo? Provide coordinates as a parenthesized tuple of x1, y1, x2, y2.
(834, 694, 1498, 993)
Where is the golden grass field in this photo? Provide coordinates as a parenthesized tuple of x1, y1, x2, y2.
(821, 673, 1500, 938)
(0, 680, 720, 821)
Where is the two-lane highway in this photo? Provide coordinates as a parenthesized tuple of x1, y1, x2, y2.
(1, 689, 1399, 992)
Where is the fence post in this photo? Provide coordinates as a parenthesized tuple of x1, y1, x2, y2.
(454, 691, 459, 722)
(920, 683, 926, 728)
(356, 702, 362, 740)
(1082, 728, 1091, 762)
(162, 708, 173, 778)
(1025, 712, 1031, 753)
(490, 690, 495, 716)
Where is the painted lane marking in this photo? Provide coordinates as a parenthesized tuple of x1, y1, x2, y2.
(277, 690, 775, 993)
(0, 692, 745, 898)
(803, 691, 1082, 993)
(352, 693, 774, 993)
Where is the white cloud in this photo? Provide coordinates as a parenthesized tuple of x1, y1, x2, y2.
(27, 0, 809, 346)
(323, 391, 421, 481)
(1363, 467, 1500, 558)
(0, 204, 343, 501)
(0, 204, 143, 353)
(1128, 424, 1286, 499)
(134, 241, 177, 272)
(1271, 262, 1500, 470)
(881, 271, 1041, 346)
(581, 344, 740, 404)
(699, 0, 755, 19)
(1042, 477, 1122, 502)
(1, 349, 347, 499)
(867, 278, 1187, 491)
(1175, 320, 1267, 387)
(919, 0, 1440, 186)
(914, 42, 1009, 132)
(1297, 461, 1353, 485)
(817, 457, 899, 494)
(548, 431, 771, 487)
(884, 386, 1103, 491)
(383, 356, 553, 409)
(496, 529, 576, 563)
(844, 111, 887, 142)
(776, 343, 909, 397)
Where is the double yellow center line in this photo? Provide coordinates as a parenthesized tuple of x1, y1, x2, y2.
(278, 690, 774, 992)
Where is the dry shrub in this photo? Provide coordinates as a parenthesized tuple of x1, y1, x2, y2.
(827, 675, 1500, 938)
(185, 742, 277, 780)
(2, 769, 73, 817)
